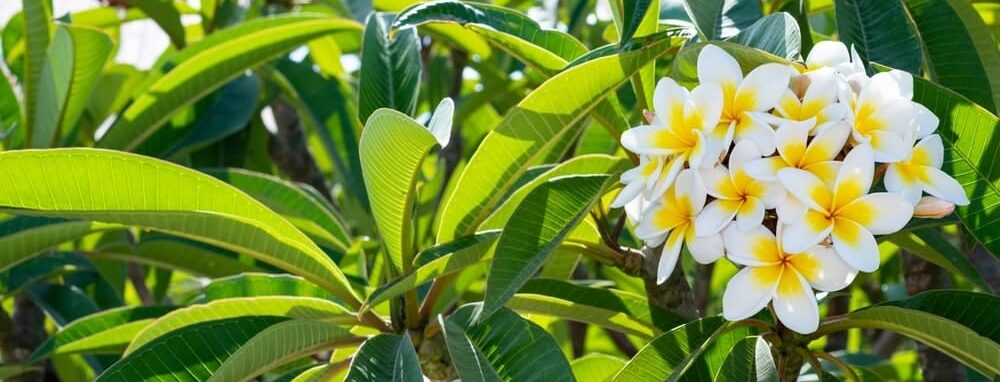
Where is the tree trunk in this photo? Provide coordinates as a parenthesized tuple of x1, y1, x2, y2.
(267, 98, 333, 203)
(640, 247, 699, 320)
(902, 251, 966, 382)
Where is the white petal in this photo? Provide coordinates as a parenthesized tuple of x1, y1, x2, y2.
(611, 178, 644, 208)
(774, 118, 810, 165)
(839, 192, 914, 235)
(802, 122, 850, 164)
(695, 199, 740, 236)
(744, 157, 787, 181)
(914, 103, 939, 139)
(870, 130, 912, 163)
(776, 194, 807, 223)
(789, 246, 858, 292)
(780, 210, 833, 254)
(729, 139, 763, 172)
(650, 155, 686, 200)
(735, 112, 777, 155)
(653, 78, 689, 124)
(884, 164, 923, 205)
(689, 83, 725, 131)
(428, 97, 454, 147)
(699, 165, 735, 199)
(778, 168, 832, 213)
(621, 126, 673, 155)
(806, 41, 850, 69)
(736, 63, 792, 112)
(676, 169, 707, 214)
(736, 197, 765, 231)
(758, 180, 787, 207)
(772, 269, 820, 334)
(722, 266, 779, 321)
(914, 134, 944, 168)
(922, 167, 970, 206)
(833, 144, 874, 207)
(698, 44, 743, 89)
(723, 222, 781, 266)
(688, 231, 725, 264)
(657, 229, 685, 284)
(831, 219, 880, 272)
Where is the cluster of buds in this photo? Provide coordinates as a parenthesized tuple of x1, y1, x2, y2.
(613, 42, 969, 333)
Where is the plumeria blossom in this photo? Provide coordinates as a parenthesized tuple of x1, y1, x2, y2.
(885, 134, 970, 206)
(840, 72, 916, 163)
(777, 145, 913, 272)
(803, 40, 865, 77)
(611, 155, 676, 208)
(745, 119, 849, 184)
(695, 140, 784, 235)
(722, 224, 857, 334)
(635, 170, 724, 284)
(699, 44, 791, 155)
(774, 69, 848, 135)
(621, 78, 724, 173)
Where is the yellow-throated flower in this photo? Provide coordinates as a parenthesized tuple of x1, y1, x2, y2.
(885, 134, 970, 206)
(635, 169, 724, 284)
(611, 155, 679, 209)
(840, 72, 916, 162)
(698, 44, 791, 155)
(722, 224, 857, 334)
(745, 119, 849, 184)
(803, 40, 865, 76)
(774, 69, 848, 135)
(776, 144, 913, 272)
(695, 140, 785, 235)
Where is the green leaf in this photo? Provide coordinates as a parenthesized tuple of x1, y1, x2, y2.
(612, 317, 755, 382)
(816, 292, 1000, 378)
(126, 296, 355, 354)
(436, 36, 672, 242)
(206, 168, 351, 252)
(360, 108, 440, 274)
(85, 64, 146, 127)
(92, 236, 268, 278)
(21, 0, 52, 142)
(571, 354, 626, 382)
(726, 12, 800, 60)
(442, 304, 574, 382)
(621, 0, 654, 44)
(715, 337, 778, 382)
(363, 230, 501, 311)
(0, 252, 96, 297)
(908, 74, 1000, 258)
(358, 14, 421, 122)
(507, 279, 685, 339)
(95, 316, 288, 382)
(0, 365, 42, 380)
(126, 0, 186, 48)
(834, 0, 922, 73)
(0, 148, 359, 303)
(481, 175, 612, 319)
(670, 41, 798, 86)
(97, 15, 361, 151)
(682, 0, 724, 39)
(0, 216, 97, 272)
(903, 0, 1000, 114)
(888, 228, 990, 291)
(203, 273, 337, 301)
(30, 306, 176, 361)
(0, 60, 20, 135)
(345, 334, 423, 382)
(208, 320, 357, 382)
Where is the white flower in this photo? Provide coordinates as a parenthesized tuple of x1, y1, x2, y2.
(694, 140, 784, 235)
(698, 45, 791, 155)
(840, 72, 916, 162)
(776, 144, 913, 272)
(611, 155, 678, 208)
(885, 134, 970, 206)
(773, 69, 848, 135)
(722, 224, 857, 334)
(635, 169, 724, 284)
(804, 40, 865, 77)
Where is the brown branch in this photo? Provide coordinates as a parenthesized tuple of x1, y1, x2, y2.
(902, 250, 966, 382)
(267, 98, 333, 204)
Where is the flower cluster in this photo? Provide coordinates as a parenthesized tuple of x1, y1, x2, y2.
(614, 42, 970, 334)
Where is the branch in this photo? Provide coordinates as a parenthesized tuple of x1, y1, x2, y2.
(267, 98, 334, 204)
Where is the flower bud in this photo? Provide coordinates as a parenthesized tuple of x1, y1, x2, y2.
(643, 109, 655, 124)
(913, 196, 955, 219)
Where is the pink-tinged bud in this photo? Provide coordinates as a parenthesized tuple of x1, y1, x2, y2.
(913, 196, 955, 219)
(643, 109, 655, 124)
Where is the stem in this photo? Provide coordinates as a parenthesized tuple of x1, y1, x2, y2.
(418, 273, 454, 324)
(815, 351, 860, 382)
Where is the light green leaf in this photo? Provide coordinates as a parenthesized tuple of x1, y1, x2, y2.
(208, 320, 357, 382)
(85, 64, 146, 127)
(903, 0, 1000, 113)
(436, 36, 672, 242)
(21, 0, 52, 142)
(95, 316, 288, 382)
(126, 296, 355, 354)
(202, 273, 337, 301)
(30, 306, 176, 361)
(482, 175, 612, 319)
(571, 354, 626, 382)
(91, 236, 267, 278)
(726, 12, 800, 59)
(0, 60, 20, 135)
(442, 304, 574, 382)
(206, 168, 351, 252)
(360, 108, 439, 274)
(126, 0, 186, 48)
(0, 148, 359, 303)
(0, 365, 42, 380)
(883, 290, 1000, 343)
(358, 14, 421, 122)
(0, 216, 97, 272)
(345, 334, 423, 382)
(97, 15, 361, 151)
(715, 337, 778, 382)
(363, 230, 500, 311)
(834, 0, 922, 73)
(507, 279, 686, 338)
(888, 228, 990, 291)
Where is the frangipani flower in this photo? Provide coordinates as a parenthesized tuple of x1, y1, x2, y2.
(804, 40, 865, 77)
(774, 69, 847, 135)
(635, 169, 724, 284)
(885, 134, 970, 206)
(621, 78, 724, 173)
(611, 155, 678, 208)
(722, 224, 857, 334)
(841, 72, 916, 162)
(695, 141, 784, 235)
(777, 144, 913, 272)
(745, 119, 849, 184)
(698, 45, 791, 155)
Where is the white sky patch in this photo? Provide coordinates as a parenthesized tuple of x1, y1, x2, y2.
(260, 106, 278, 134)
(340, 54, 361, 73)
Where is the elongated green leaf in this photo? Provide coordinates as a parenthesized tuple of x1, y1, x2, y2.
(206, 168, 351, 252)
(834, 0, 922, 73)
(715, 337, 778, 382)
(360, 109, 440, 274)
(21, 0, 52, 142)
(97, 15, 361, 150)
(480, 154, 629, 230)
(0, 365, 42, 380)
(0, 216, 97, 272)
(203, 273, 337, 301)
(481, 175, 610, 318)
(359, 14, 421, 122)
(507, 279, 685, 338)
(571, 354, 626, 382)
(0, 149, 359, 303)
(442, 304, 574, 382)
(30, 306, 176, 361)
(126, 296, 354, 354)
(816, 293, 1000, 378)
(91, 236, 268, 278)
(86, 64, 146, 126)
(682, 0, 724, 39)
(95, 316, 288, 382)
(726, 12, 800, 59)
(363, 230, 500, 311)
(612, 317, 755, 382)
(670, 41, 798, 86)
(888, 228, 990, 291)
(621, 0, 654, 44)
(0, 60, 20, 134)
(437, 37, 672, 242)
(127, 0, 186, 47)
(904, 0, 1000, 113)
(209, 320, 357, 382)
(0, 252, 95, 297)
(909, 74, 1000, 258)
(345, 334, 423, 382)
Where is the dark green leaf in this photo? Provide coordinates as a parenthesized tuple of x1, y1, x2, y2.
(125, 0, 186, 47)
(621, 0, 654, 44)
(30, 306, 176, 361)
(726, 12, 800, 59)
(358, 13, 421, 122)
(834, 0, 922, 73)
(345, 334, 423, 382)
(715, 337, 778, 382)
